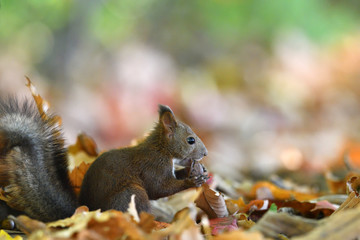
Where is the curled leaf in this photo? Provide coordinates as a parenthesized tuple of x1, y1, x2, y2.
(68, 133, 99, 157)
(332, 191, 360, 214)
(25, 77, 61, 126)
(195, 183, 228, 219)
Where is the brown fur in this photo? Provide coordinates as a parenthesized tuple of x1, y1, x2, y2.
(79, 105, 208, 213)
(0, 98, 77, 222)
(0, 99, 207, 221)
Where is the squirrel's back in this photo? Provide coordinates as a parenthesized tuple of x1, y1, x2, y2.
(0, 97, 77, 222)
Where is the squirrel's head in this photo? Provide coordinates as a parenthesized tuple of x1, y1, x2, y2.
(158, 104, 208, 161)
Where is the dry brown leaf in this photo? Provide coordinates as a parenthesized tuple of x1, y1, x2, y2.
(21, 207, 188, 240)
(29, 209, 152, 240)
(195, 183, 228, 219)
(46, 206, 96, 229)
(82, 213, 146, 240)
(242, 199, 334, 221)
(250, 211, 318, 238)
(156, 207, 200, 239)
(67, 133, 98, 171)
(151, 188, 201, 222)
(68, 133, 99, 157)
(333, 174, 360, 214)
(346, 174, 360, 194)
(325, 171, 360, 194)
(67, 133, 99, 194)
(293, 205, 360, 240)
(236, 214, 255, 230)
(332, 191, 360, 214)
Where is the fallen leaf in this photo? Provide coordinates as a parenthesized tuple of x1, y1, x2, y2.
(151, 188, 201, 222)
(243, 199, 334, 220)
(346, 174, 360, 194)
(0, 230, 23, 240)
(29, 209, 152, 240)
(325, 171, 347, 194)
(293, 205, 360, 240)
(250, 211, 318, 238)
(236, 213, 255, 229)
(138, 212, 156, 234)
(210, 216, 238, 235)
(157, 207, 200, 239)
(82, 213, 146, 240)
(195, 183, 228, 219)
(212, 229, 265, 240)
(25, 77, 61, 126)
(68, 162, 92, 195)
(310, 200, 337, 212)
(248, 181, 319, 202)
(332, 191, 360, 214)
(68, 133, 99, 157)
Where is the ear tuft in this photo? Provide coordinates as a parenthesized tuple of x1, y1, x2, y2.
(158, 104, 173, 116)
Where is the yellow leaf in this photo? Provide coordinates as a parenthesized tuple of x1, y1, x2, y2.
(0, 230, 23, 240)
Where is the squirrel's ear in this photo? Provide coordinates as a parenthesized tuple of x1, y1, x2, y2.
(159, 104, 177, 138)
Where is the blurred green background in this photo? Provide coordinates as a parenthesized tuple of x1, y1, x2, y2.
(1, 0, 360, 178)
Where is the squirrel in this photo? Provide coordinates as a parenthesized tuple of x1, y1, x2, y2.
(0, 97, 208, 222)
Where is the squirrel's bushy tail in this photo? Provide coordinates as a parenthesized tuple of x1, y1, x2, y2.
(0, 98, 77, 222)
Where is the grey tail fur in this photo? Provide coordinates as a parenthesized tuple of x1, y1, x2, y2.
(0, 97, 77, 222)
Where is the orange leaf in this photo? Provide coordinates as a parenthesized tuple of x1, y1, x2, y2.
(138, 212, 157, 234)
(25, 77, 61, 126)
(68, 133, 99, 157)
(68, 162, 91, 195)
(249, 181, 319, 201)
(325, 171, 347, 194)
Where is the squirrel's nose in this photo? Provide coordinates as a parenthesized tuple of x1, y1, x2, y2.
(203, 148, 208, 157)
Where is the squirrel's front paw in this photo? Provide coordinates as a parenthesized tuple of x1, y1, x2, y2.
(186, 174, 208, 188)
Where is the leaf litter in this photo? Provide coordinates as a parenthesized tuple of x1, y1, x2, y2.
(3, 79, 360, 239)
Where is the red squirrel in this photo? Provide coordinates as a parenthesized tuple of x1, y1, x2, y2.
(0, 97, 208, 222)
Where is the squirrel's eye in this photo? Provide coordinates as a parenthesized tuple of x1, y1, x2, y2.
(187, 137, 195, 145)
